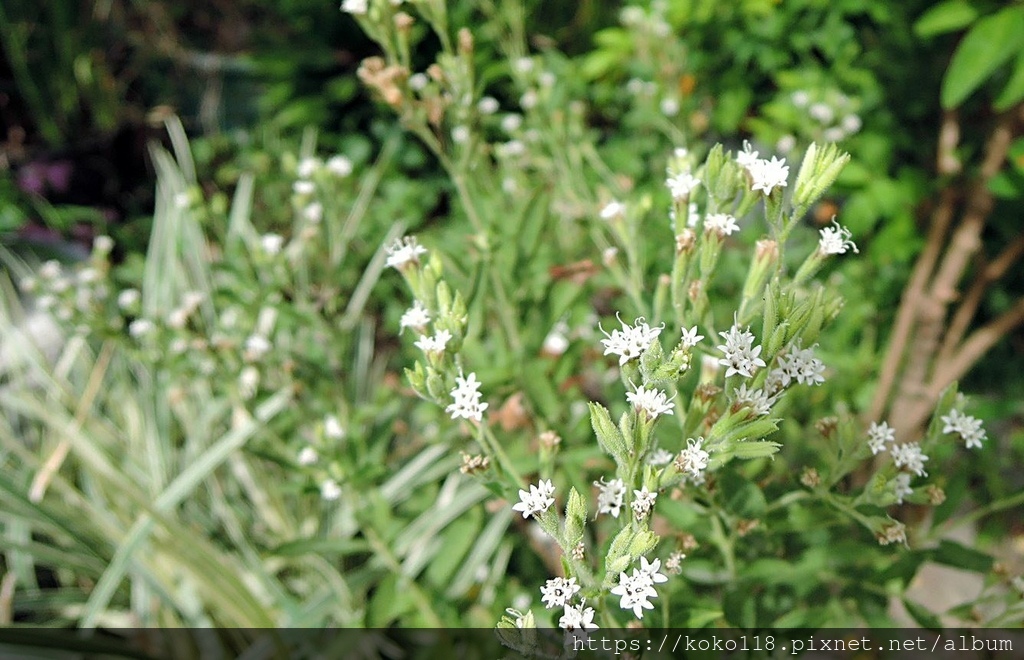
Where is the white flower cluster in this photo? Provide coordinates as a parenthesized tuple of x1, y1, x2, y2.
(558, 600, 598, 633)
(747, 156, 790, 195)
(626, 385, 675, 419)
(893, 473, 913, 505)
(414, 328, 451, 353)
(717, 323, 767, 378)
(675, 437, 710, 481)
(772, 343, 826, 387)
(818, 220, 858, 255)
(599, 315, 664, 366)
(540, 577, 581, 609)
(594, 477, 626, 518)
(732, 383, 774, 417)
(400, 300, 431, 332)
(386, 236, 428, 269)
(666, 171, 701, 201)
(445, 372, 488, 422)
(704, 213, 740, 236)
(940, 409, 986, 449)
(866, 421, 896, 455)
(600, 200, 626, 221)
(891, 442, 929, 477)
(631, 487, 657, 520)
(512, 479, 555, 518)
(610, 557, 668, 619)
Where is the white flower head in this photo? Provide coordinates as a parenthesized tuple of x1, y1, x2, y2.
(893, 473, 913, 505)
(399, 300, 431, 332)
(717, 323, 767, 378)
(594, 477, 626, 518)
(118, 288, 140, 310)
(626, 384, 675, 419)
(558, 600, 598, 632)
(478, 96, 500, 115)
(320, 479, 342, 501)
(128, 318, 154, 339)
(867, 421, 896, 455)
(680, 325, 704, 349)
(297, 446, 319, 466)
(414, 329, 452, 353)
(666, 171, 701, 200)
(341, 0, 368, 15)
(610, 568, 659, 619)
(733, 383, 773, 417)
(736, 140, 760, 169)
(512, 479, 555, 519)
(599, 314, 664, 366)
(244, 334, 272, 361)
(704, 213, 740, 236)
(776, 343, 826, 386)
(540, 577, 581, 609)
(748, 156, 789, 195)
(324, 415, 345, 440)
(631, 487, 657, 520)
(600, 200, 627, 221)
(818, 219, 859, 255)
(386, 236, 428, 269)
(445, 371, 488, 422)
(326, 155, 354, 177)
(676, 437, 710, 479)
(639, 556, 669, 584)
(261, 233, 285, 256)
(297, 157, 321, 179)
(940, 409, 986, 449)
(647, 448, 674, 466)
(303, 202, 324, 223)
(293, 180, 315, 196)
(891, 442, 929, 477)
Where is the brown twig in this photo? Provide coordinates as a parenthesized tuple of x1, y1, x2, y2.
(868, 112, 962, 423)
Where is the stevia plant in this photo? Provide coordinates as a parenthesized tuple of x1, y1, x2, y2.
(352, 0, 1020, 633)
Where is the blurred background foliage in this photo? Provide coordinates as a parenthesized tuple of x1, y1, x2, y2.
(1, 0, 1022, 633)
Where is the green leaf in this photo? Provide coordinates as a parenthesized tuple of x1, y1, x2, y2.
(902, 597, 943, 630)
(941, 7, 1024, 109)
(589, 402, 628, 462)
(913, 0, 978, 38)
(995, 48, 1024, 111)
(933, 539, 993, 573)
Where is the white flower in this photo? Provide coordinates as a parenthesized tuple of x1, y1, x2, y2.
(320, 479, 342, 501)
(542, 321, 570, 356)
(501, 113, 523, 133)
(809, 102, 835, 124)
(385, 236, 428, 269)
(513, 479, 555, 519)
(128, 318, 154, 338)
(399, 300, 431, 332)
(594, 477, 626, 518)
(940, 409, 986, 449)
(408, 73, 429, 91)
(680, 325, 704, 349)
(776, 134, 797, 154)
(324, 415, 345, 440)
(818, 219, 859, 255)
(326, 155, 353, 177)
(93, 235, 114, 253)
(841, 114, 862, 134)
(558, 600, 598, 631)
(341, 0, 368, 14)
(704, 213, 740, 236)
(610, 568, 659, 619)
(600, 200, 626, 221)
(478, 96, 500, 115)
(736, 140, 760, 170)
(666, 171, 701, 200)
(626, 385, 675, 419)
(261, 233, 285, 255)
(599, 314, 663, 366)
(733, 384, 773, 417)
(446, 371, 489, 422)
(631, 487, 657, 520)
(791, 90, 810, 107)
(776, 343, 826, 386)
(660, 97, 680, 117)
(748, 156, 790, 195)
(40, 260, 62, 280)
(676, 437, 710, 479)
(303, 202, 324, 223)
(297, 157, 321, 179)
(415, 329, 451, 353)
(293, 180, 315, 196)
(239, 365, 259, 399)
(686, 201, 700, 228)
(891, 442, 929, 477)
(244, 334, 272, 361)
(867, 421, 896, 455)
(717, 323, 766, 378)
(451, 125, 470, 144)
(540, 577, 581, 609)
(647, 448, 674, 466)
(893, 473, 913, 505)
(298, 446, 319, 466)
(639, 556, 669, 585)
(118, 288, 140, 310)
